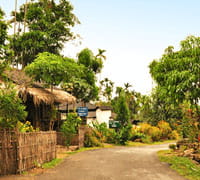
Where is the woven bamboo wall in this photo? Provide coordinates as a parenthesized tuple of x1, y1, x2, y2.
(57, 126, 86, 147)
(56, 132, 79, 146)
(17, 131, 56, 173)
(0, 130, 17, 175)
(0, 131, 56, 175)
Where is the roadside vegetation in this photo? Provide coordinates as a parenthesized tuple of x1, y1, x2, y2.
(158, 150, 200, 180)
(0, 1, 200, 178)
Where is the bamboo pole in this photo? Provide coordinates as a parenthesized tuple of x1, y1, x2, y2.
(23, 0, 28, 33)
(14, 0, 17, 35)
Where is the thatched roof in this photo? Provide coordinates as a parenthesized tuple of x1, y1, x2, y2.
(2, 69, 76, 106)
(19, 87, 76, 106)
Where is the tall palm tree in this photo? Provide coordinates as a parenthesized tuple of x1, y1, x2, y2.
(124, 82, 132, 91)
(96, 49, 106, 60)
(96, 49, 106, 82)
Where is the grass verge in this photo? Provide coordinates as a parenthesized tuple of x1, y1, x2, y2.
(158, 150, 200, 180)
(127, 140, 176, 147)
(42, 158, 63, 169)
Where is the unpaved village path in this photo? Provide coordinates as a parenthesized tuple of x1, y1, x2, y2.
(1, 143, 187, 180)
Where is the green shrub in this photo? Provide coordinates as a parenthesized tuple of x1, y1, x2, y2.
(106, 129, 118, 144)
(169, 130, 180, 140)
(169, 144, 176, 150)
(0, 83, 27, 128)
(149, 126, 161, 141)
(141, 135, 152, 144)
(16, 121, 37, 132)
(92, 121, 109, 143)
(139, 123, 152, 135)
(84, 129, 103, 147)
(60, 113, 81, 147)
(157, 121, 172, 140)
(135, 121, 178, 142)
(117, 124, 132, 145)
(131, 129, 146, 141)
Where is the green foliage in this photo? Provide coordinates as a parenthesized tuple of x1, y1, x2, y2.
(25, 52, 82, 87)
(0, 60, 8, 77)
(169, 144, 177, 150)
(63, 48, 105, 102)
(105, 128, 118, 144)
(99, 78, 114, 102)
(131, 127, 146, 141)
(84, 129, 103, 147)
(158, 150, 200, 180)
(178, 103, 199, 141)
(92, 121, 109, 142)
(85, 122, 112, 146)
(10, 0, 79, 67)
(137, 86, 183, 129)
(148, 126, 161, 141)
(116, 124, 132, 145)
(0, 8, 9, 60)
(16, 121, 36, 132)
(112, 91, 132, 145)
(157, 120, 172, 140)
(141, 135, 152, 144)
(60, 113, 81, 147)
(135, 121, 178, 142)
(114, 91, 130, 128)
(149, 35, 200, 113)
(42, 158, 62, 169)
(168, 130, 180, 140)
(78, 48, 103, 74)
(0, 84, 27, 128)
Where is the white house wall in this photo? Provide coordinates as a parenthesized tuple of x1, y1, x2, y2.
(87, 118, 96, 127)
(96, 109, 111, 127)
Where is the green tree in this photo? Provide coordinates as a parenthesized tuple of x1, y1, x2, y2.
(24, 52, 82, 90)
(112, 90, 132, 145)
(78, 48, 103, 74)
(124, 82, 132, 92)
(0, 8, 9, 60)
(60, 113, 81, 147)
(149, 36, 200, 115)
(149, 36, 200, 140)
(9, 0, 79, 67)
(99, 78, 114, 102)
(63, 48, 104, 103)
(150, 36, 200, 117)
(138, 87, 183, 129)
(0, 83, 27, 128)
(95, 49, 106, 60)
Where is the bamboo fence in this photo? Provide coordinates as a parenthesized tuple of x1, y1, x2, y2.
(0, 130, 17, 175)
(57, 126, 86, 147)
(56, 132, 79, 146)
(0, 130, 56, 175)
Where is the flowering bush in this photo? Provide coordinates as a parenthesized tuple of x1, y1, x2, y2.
(132, 121, 179, 142)
(157, 121, 172, 140)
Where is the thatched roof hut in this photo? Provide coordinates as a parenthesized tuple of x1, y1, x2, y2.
(2, 68, 76, 130)
(19, 87, 76, 106)
(3, 68, 76, 105)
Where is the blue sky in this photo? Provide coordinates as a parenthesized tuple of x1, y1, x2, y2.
(1, 0, 200, 94)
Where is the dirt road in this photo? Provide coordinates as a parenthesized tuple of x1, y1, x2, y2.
(1, 143, 187, 180)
